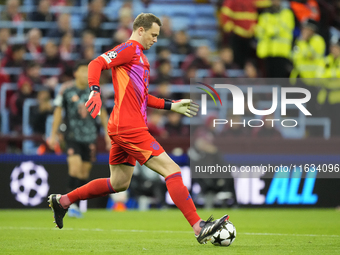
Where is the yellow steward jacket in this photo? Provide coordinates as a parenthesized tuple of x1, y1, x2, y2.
(256, 8, 295, 58)
(316, 54, 340, 105)
(291, 34, 325, 81)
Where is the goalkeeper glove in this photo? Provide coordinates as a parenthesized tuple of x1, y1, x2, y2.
(166, 99, 199, 117)
(85, 85, 102, 118)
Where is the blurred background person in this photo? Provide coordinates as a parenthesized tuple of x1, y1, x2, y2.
(1, 44, 26, 82)
(316, 38, 340, 136)
(46, 13, 74, 38)
(219, 46, 239, 70)
(29, 0, 56, 36)
(159, 16, 173, 40)
(9, 75, 36, 133)
(26, 28, 43, 62)
(220, 0, 271, 68)
(30, 89, 53, 136)
(255, 0, 295, 78)
(48, 61, 111, 217)
(164, 111, 189, 137)
(0, 0, 25, 25)
(290, 19, 325, 118)
(169, 30, 194, 55)
(0, 28, 10, 58)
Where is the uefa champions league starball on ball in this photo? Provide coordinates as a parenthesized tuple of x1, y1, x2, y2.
(210, 221, 236, 246)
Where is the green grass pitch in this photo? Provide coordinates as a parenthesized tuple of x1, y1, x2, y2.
(0, 208, 339, 254)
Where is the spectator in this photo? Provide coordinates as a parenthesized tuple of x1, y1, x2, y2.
(316, 38, 340, 136)
(244, 59, 259, 78)
(151, 81, 172, 98)
(290, 19, 325, 116)
(78, 30, 95, 58)
(21, 61, 44, 86)
(59, 32, 75, 62)
(155, 47, 172, 69)
(220, 0, 271, 68)
(176, 65, 197, 85)
(84, 0, 109, 26)
(26, 28, 43, 62)
(164, 111, 189, 136)
(0, 0, 25, 23)
(158, 16, 173, 40)
(9, 75, 36, 132)
(85, 13, 108, 38)
(43, 40, 64, 68)
(219, 46, 239, 70)
(182, 45, 211, 71)
(46, 13, 73, 38)
(29, 0, 56, 36)
(0, 28, 10, 58)
(30, 89, 53, 135)
(151, 59, 174, 84)
(209, 59, 227, 78)
(255, 0, 295, 77)
(291, 19, 325, 81)
(117, 6, 133, 36)
(83, 45, 96, 61)
(1, 44, 26, 82)
(1, 44, 25, 68)
(147, 110, 168, 138)
(168, 30, 194, 55)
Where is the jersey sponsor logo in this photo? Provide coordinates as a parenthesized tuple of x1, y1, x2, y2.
(107, 51, 118, 59)
(101, 53, 112, 64)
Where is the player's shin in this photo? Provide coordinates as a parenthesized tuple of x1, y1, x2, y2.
(59, 178, 116, 209)
(165, 172, 201, 226)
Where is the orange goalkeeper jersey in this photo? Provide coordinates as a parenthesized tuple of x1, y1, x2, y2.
(88, 40, 166, 135)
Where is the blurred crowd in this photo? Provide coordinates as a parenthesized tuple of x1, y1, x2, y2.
(1, 0, 340, 153)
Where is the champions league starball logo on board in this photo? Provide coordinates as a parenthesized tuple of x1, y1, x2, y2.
(10, 161, 49, 207)
(196, 82, 311, 128)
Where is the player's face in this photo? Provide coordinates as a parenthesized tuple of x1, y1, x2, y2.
(74, 65, 88, 87)
(141, 22, 160, 50)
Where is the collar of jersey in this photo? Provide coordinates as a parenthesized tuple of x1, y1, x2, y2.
(127, 40, 145, 51)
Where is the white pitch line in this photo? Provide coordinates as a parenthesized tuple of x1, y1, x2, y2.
(0, 226, 339, 238)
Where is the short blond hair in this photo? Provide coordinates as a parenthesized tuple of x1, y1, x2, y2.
(133, 13, 162, 31)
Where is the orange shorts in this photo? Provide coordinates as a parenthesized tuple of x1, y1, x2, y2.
(109, 130, 165, 166)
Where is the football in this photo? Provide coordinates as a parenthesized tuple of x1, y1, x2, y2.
(210, 221, 236, 246)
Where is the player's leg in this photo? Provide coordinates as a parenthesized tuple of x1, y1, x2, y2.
(145, 152, 229, 243)
(48, 141, 134, 228)
(113, 131, 229, 243)
(66, 153, 85, 217)
(66, 154, 82, 191)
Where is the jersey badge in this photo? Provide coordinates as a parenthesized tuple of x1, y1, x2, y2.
(107, 51, 118, 59)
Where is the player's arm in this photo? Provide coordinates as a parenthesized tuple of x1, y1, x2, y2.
(98, 106, 111, 151)
(147, 94, 199, 118)
(48, 106, 62, 150)
(86, 44, 135, 118)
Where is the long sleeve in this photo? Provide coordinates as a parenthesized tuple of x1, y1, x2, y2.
(88, 57, 107, 87)
(147, 94, 166, 109)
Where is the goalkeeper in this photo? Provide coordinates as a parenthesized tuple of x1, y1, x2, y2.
(48, 13, 229, 244)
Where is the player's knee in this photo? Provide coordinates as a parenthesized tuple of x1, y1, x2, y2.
(111, 179, 130, 192)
